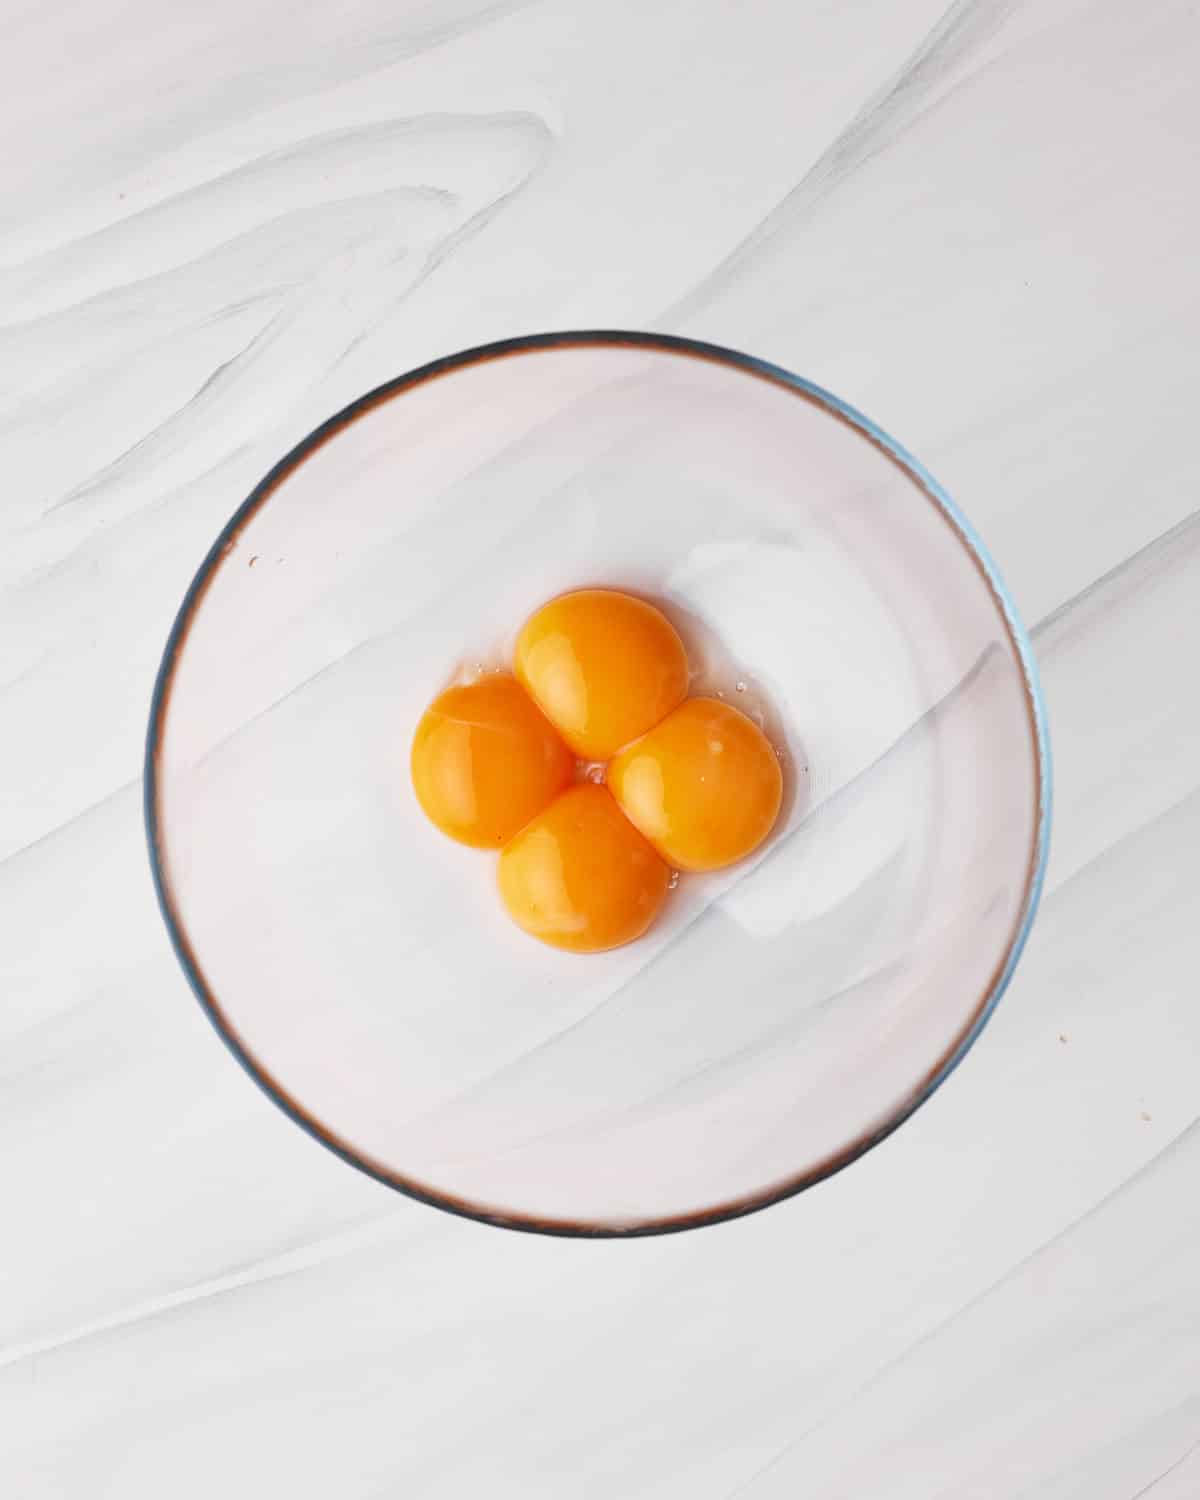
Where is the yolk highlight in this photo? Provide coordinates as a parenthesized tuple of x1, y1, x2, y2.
(410, 674, 574, 848)
(514, 589, 689, 760)
(608, 696, 782, 873)
(498, 783, 671, 952)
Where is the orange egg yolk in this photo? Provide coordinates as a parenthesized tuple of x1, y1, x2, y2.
(608, 697, 782, 873)
(410, 674, 574, 848)
(498, 783, 671, 952)
(514, 589, 689, 760)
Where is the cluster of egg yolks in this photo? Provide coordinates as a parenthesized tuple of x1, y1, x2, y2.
(411, 590, 782, 953)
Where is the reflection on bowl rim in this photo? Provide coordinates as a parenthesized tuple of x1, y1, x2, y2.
(144, 329, 1053, 1238)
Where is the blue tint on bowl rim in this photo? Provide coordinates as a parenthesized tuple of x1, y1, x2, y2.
(144, 330, 1053, 1238)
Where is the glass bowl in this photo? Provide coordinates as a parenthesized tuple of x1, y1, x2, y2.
(146, 332, 1051, 1236)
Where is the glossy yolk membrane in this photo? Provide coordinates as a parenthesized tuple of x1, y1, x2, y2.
(514, 589, 689, 761)
(608, 697, 782, 874)
(498, 783, 670, 952)
(410, 674, 574, 848)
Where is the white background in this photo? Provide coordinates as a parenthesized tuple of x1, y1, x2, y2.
(2, 1, 1199, 1494)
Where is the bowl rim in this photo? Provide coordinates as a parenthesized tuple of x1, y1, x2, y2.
(144, 328, 1053, 1238)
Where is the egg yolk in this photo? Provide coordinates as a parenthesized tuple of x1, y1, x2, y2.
(608, 697, 782, 873)
(498, 783, 671, 952)
(514, 589, 689, 760)
(410, 674, 574, 848)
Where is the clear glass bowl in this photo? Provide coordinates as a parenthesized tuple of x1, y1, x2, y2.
(146, 332, 1051, 1235)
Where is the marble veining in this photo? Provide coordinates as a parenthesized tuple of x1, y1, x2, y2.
(2, 0, 1198, 1493)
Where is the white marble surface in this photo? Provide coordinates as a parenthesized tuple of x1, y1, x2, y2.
(2, 0, 1198, 1492)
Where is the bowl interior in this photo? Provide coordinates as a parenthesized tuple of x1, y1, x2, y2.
(150, 335, 1046, 1233)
